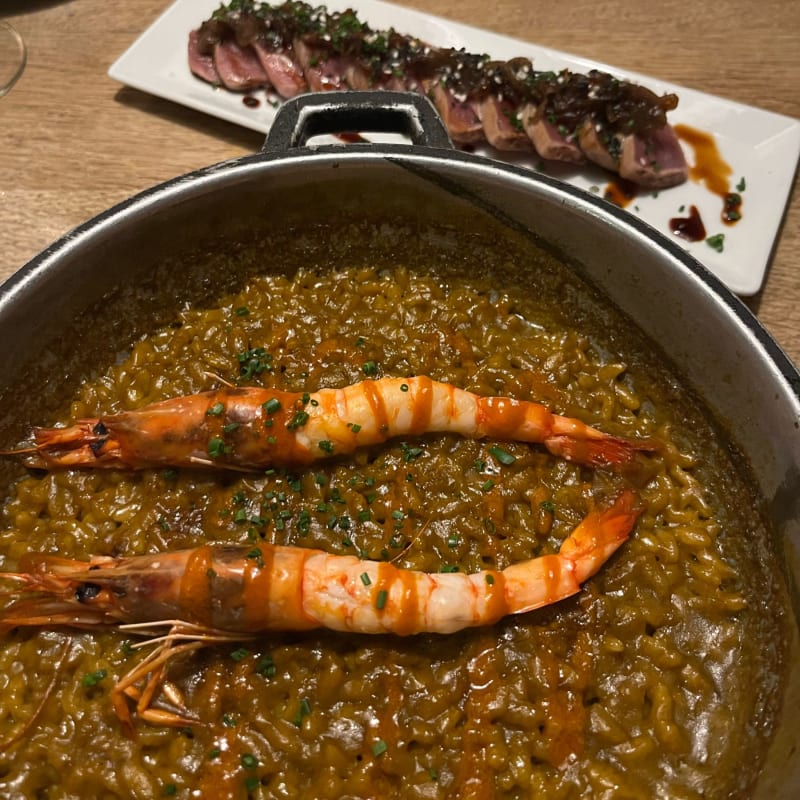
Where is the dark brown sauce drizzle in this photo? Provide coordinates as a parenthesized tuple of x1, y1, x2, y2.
(669, 205, 706, 242)
(242, 95, 260, 108)
(674, 124, 743, 226)
(604, 178, 639, 209)
(336, 132, 369, 143)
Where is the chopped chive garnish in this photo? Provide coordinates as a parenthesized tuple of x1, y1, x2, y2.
(480, 479, 495, 491)
(207, 402, 224, 416)
(350, 423, 362, 433)
(245, 776, 260, 792)
(230, 647, 250, 662)
(489, 445, 516, 465)
(241, 753, 258, 769)
(234, 306, 249, 316)
(82, 669, 107, 687)
(318, 440, 334, 453)
(286, 410, 310, 430)
(706, 233, 725, 252)
(223, 422, 240, 434)
(360, 571, 372, 586)
(400, 383, 409, 392)
(440, 565, 459, 573)
(237, 347, 273, 380)
(540, 500, 556, 513)
(208, 747, 221, 760)
(263, 397, 281, 414)
(373, 739, 388, 757)
(485, 574, 495, 585)
(208, 438, 226, 458)
(256, 655, 276, 678)
(362, 360, 378, 376)
(401, 442, 423, 462)
(294, 697, 312, 726)
(375, 589, 388, 610)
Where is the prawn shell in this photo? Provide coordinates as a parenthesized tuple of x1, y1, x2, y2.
(302, 555, 509, 635)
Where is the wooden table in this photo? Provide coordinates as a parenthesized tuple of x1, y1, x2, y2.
(2, 0, 798, 363)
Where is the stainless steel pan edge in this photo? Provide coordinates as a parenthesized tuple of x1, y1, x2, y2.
(0, 92, 797, 794)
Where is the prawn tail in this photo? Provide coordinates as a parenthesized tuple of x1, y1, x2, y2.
(544, 433, 659, 467)
(560, 488, 644, 580)
(501, 489, 642, 617)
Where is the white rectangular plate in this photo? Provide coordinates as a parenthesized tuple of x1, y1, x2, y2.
(109, 0, 800, 295)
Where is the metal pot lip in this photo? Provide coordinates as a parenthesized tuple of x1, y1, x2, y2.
(5, 139, 799, 399)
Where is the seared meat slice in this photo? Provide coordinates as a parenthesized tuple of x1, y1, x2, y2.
(213, 40, 269, 91)
(619, 125, 688, 188)
(477, 97, 531, 151)
(188, 30, 219, 84)
(577, 120, 622, 172)
(521, 104, 585, 163)
(253, 44, 308, 97)
(293, 38, 346, 92)
(429, 84, 485, 144)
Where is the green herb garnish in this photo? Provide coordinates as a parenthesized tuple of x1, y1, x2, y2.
(372, 739, 388, 757)
(489, 445, 516, 465)
(231, 647, 250, 662)
(82, 669, 107, 688)
(263, 397, 281, 415)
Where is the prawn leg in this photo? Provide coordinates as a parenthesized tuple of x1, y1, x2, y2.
(113, 622, 247, 731)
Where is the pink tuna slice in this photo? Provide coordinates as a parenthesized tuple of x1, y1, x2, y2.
(429, 84, 485, 144)
(619, 125, 688, 188)
(253, 44, 308, 98)
(477, 97, 531, 151)
(520, 104, 585, 163)
(577, 120, 621, 172)
(213, 40, 269, 91)
(293, 39, 346, 92)
(188, 30, 219, 84)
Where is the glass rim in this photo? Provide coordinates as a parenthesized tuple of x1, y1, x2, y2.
(0, 20, 27, 97)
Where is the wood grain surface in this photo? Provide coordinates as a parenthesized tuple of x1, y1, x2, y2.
(1, 0, 798, 362)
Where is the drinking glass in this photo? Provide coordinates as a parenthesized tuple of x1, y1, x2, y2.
(0, 20, 26, 98)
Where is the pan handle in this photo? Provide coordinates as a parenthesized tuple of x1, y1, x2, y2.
(262, 90, 453, 153)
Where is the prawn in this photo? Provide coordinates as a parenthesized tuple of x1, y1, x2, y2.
(10, 376, 655, 470)
(0, 490, 641, 730)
